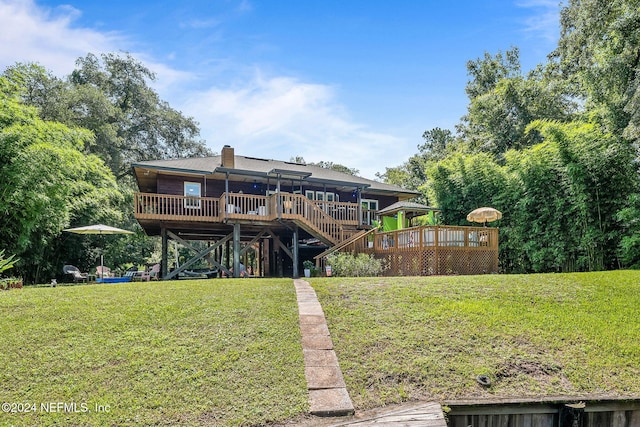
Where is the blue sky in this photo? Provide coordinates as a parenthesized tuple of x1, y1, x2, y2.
(0, 0, 561, 179)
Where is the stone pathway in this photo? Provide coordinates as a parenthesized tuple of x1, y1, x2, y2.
(293, 279, 448, 426)
(294, 279, 355, 417)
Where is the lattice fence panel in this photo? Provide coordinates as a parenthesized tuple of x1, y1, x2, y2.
(376, 248, 497, 276)
(437, 248, 468, 275)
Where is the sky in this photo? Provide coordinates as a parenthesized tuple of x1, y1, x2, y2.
(0, 0, 562, 180)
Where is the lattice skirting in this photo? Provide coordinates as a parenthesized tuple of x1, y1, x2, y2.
(374, 248, 498, 276)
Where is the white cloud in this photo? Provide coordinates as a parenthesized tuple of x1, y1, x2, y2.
(236, 0, 253, 14)
(0, 0, 195, 103)
(0, 0, 123, 75)
(0, 0, 410, 179)
(517, 0, 562, 43)
(179, 18, 221, 30)
(182, 71, 408, 179)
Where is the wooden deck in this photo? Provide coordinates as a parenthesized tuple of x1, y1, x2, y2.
(306, 401, 447, 426)
(135, 192, 363, 224)
(317, 224, 499, 276)
(339, 402, 446, 426)
(134, 191, 367, 244)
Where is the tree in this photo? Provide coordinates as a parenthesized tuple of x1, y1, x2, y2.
(69, 53, 213, 179)
(419, 127, 455, 162)
(0, 77, 123, 284)
(426, 152, 509, 226)
(465, 47, 522, 100)
(289, 156, 306, 164)
(3, 53, 213, 181)
(553, 0, 640, 139)
(616, 193, 640, 268)
(290, 156, 360, 176)
(459, 48, 576, 158)
(311, 160, 360, 176)
(2, 63, 71, 122)
(527, 120, 638, 270)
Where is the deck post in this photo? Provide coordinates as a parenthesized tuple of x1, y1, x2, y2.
(225, 172, 229, 206)
(233, 223, 240, 278)
(357, 187, 362, 226)
(259, 239, 264, 277)
(434, 226, 439, 275)
(161, 227, 168, 279)
(276, 174, 282, 218)
(292, 226, 299, 278)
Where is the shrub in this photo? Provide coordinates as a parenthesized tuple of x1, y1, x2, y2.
(325, 253, 382, 277)
(0, 250, 18, 275)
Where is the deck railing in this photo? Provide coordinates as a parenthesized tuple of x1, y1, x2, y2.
(222, 193, 273, 219)
(311, 200, 359, 225)
(134, 192, 367, 227)
(134, 193, 221, 221)
(373, 225, 498, 251)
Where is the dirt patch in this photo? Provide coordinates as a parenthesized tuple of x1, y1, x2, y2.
(491, 358, 576, 393)
(496, 359, 562, 379)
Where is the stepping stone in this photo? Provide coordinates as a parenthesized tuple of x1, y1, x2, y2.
(299, 314, 325, 325)
(305, 366, 346, 389)
(303, 349, 339, 367)
(300, 322, 330, 336)
(309, 388, 354, 417)
(301, 334, 334, 350)
(298, 303, 324, 316)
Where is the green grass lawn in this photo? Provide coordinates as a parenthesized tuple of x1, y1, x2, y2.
(2, 272, 639, 426)
(0, 279, 308, 427)
(310, 271, 640, 410)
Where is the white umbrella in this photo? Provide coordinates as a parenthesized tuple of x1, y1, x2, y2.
(467, 207, 503, 225)
(64, 224, 134, 279)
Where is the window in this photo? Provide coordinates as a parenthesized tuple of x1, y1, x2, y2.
(306, 190, 338, 201)
(361, 199, 379, 225)
(184, 182, 201, 208)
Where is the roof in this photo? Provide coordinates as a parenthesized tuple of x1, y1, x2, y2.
(133, 152, 419, 198)
(377, 201, 440, 217)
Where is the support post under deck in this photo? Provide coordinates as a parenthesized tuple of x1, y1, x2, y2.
(233, 223, 240, 278)
(292, 226, 299, 278)
(161, 227, 168, 279)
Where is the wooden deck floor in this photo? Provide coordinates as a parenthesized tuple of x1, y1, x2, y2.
(332, 402, 447, 426)
(288, 401, 447, 426)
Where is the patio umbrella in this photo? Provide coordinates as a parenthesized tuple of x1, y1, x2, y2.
(64, 224, 134, 279)
(467, 207, 502, 225)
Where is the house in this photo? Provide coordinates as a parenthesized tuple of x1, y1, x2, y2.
(132, 145, 420, 278)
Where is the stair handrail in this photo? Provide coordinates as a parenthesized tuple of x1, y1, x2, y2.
(313, 227, 378, 265)
(280, 193, 344, 244)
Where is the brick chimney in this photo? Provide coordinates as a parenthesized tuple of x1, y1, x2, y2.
(221, 145, 235, 168)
